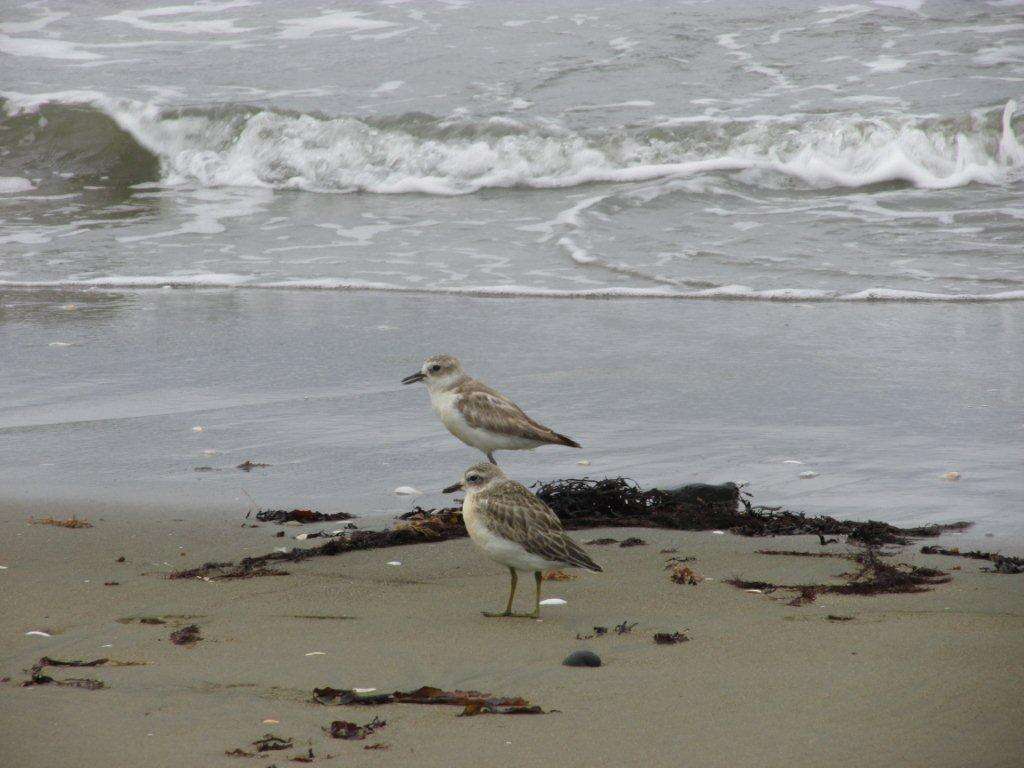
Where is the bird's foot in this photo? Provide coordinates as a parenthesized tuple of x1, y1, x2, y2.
(481, 610, 538, 619)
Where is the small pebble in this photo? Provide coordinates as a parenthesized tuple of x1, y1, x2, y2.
(577, 459, 591, 466)
(942, 471, 961, 481)
(799, 471, 819, 479)
(192, 426, 204, 433)
(711, 530, 725, 535)
(201, 449, 217, 456)
(563, 650, 601, 668)
(262, 719, 279, 725)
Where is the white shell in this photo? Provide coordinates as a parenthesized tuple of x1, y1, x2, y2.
(393, 486, 422, 496)
(25, 630, 51, 637)
(539, 598, 567, 606)
(386, 561, 402, 566)
(799, 471, 819, 479)
(942, 471, 961, 481)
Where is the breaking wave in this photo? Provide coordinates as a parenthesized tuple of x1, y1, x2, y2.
(2, 91, 1022, 195)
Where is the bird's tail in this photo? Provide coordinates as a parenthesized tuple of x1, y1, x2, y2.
(564, 539, 602, 572)
(550, 431, 581, 449)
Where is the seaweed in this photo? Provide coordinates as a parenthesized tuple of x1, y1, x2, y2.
(920, 545, 1024, 574)
(237, 460, 271, 471)
(169, 624, 202, 646)
(256, 509, 354, 524)
(613, 620, 638, 634)
(167, 478, 969, 580)
(618, 537, 646, 547)
(535, 478, 968, 545)
(22, 657, 109, 689)
(653, 632, 690, 644)
(669, 565, 703, 585)
(169, 563, 289, 580)
(756, 550, 843, 558)
(253, 734, 293, 752)
(326, 717, 386, 740)
(786, 587, 818, 606)
(727, 544, 951, 598)
(29, 515, 92, 529)
(313, 685, 545, 716)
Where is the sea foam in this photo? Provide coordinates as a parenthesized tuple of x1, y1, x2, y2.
(2, 92, 1021, 196)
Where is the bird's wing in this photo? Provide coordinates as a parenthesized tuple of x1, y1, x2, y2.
(456, 383, 578, 446)
(478, 481, 601, 572)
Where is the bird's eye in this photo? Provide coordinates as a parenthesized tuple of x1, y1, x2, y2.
(468, 475, 479, 482)
(430, 364, 441, 372)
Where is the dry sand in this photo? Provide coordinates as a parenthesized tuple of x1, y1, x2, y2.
(1, 503, 1023, 768)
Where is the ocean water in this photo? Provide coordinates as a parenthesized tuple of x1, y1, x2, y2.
(1, 1, 1022, 534)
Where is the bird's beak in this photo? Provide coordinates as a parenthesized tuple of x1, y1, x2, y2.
(401, 371, 426, 385)
(442, 481, 463, 494)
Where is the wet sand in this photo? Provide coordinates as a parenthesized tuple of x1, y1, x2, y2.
(2, 504, 1022, 768)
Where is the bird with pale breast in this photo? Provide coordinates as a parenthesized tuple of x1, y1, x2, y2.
(443, 462, 601, 618)
(402, 355, 580, 465)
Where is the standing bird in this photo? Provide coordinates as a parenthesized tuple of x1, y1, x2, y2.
(401, 355, 580, 465)
(443, 462, 601, 618)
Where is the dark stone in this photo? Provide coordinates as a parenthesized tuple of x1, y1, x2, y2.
(562, 650, 601, 668)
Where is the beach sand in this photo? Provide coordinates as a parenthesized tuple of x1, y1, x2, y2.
(2, 504, 1022, 768)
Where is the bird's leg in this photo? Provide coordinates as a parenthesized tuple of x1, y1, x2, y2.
(529, 570, 542, 619)
(486, 451, 497, 465)
(482, 568, 517, 617)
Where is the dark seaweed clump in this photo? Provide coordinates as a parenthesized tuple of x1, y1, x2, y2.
(535, 478, 968, 545)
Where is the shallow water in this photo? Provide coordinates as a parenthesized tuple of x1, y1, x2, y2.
(1, 2, 1022, 534)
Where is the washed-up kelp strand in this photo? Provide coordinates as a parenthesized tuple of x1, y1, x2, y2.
(920, 545, 1024, 574)
(534, 478, 969, 544)
(727, 545, 950, 599)
(168, 480, 969, 580)
(168, 563, 290, 580)
(23, 657, 109, 689)
(313, 686, 545, 715)
(170, 510, 466, 580)
(255, 509, 355, 524)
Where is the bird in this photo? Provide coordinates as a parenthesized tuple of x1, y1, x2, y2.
(443, 462, 601, 618)
(401, 354, 580, 465)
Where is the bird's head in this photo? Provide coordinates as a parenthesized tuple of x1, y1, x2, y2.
(443, 462, 505, 495)
(401, 354, 466, 391)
